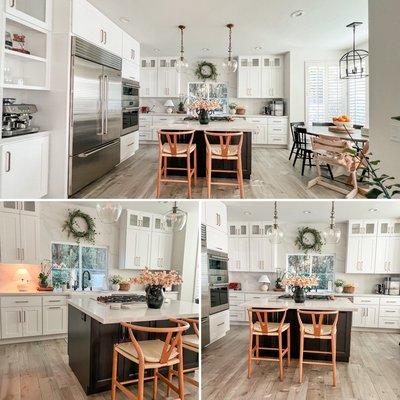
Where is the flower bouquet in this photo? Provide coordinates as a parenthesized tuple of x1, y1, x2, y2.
(282, 275, 319, 303)
(189, 99, 220, 125)
(131, 268, 183, 309)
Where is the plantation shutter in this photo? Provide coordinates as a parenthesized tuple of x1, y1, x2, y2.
(348, 78, 367, 126)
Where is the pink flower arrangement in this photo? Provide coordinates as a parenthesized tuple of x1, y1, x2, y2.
(130, 268, 183, 288)
(282, 275, 319, 288)
(189, 99, 220, 111)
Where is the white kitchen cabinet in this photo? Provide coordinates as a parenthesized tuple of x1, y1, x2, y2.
(377, 220, 400, 236)
(120, 132, 138, 163)
(122, 59, 140, 81)
(150, 232, 172, 270)
(249, 222, 273, 237)
(249, 237, 273, 272)
(205, 202, 227, 234)
(157, 57, 180, 98)
(206, 225, 228, 254)
(122, 32, 140, 64)
(246, 117, 268, 144)
(153, 215, 173, 233)
(0, 201, 38, 215)
(352, 297, 379, 328)
(1, 306, 42, 338)
(18, 214, 40, 264)
(43, 305, 68, 335)
(140, 58, 158, 97)
(72, 0, 123, 56)
(261, 56, 284, 98)
(23, 306, 43, 336)
(209, 310, 230, 343)
(0, 135, 49, 198)
(375, 236, 400, 274)
(346, 236, 376, 273)
(348, 220, 377, 236)
(228, 237, 249, 271)
(121, 228, 151, 269)
(238, 57, 261, 98)
(126, 210, 153, 231)
(5, 0, 52, 30)
(228, 222, 249, 237)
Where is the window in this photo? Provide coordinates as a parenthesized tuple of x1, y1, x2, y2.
(188, 82, 228, 114)
(51, 242, 108, 290)
(286, 254, 335, 292)
(348, 78, 367, 126)
(305, 62, 345, 124)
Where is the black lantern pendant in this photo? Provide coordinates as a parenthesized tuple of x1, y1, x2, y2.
(339, 22, 369, 80)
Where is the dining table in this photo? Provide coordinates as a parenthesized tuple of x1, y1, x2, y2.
(305, 125, 369, 145)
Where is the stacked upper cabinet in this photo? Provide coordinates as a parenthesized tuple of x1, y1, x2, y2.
(157, 57, 180, 97)
(122, 32, 140, 81)
(237, 56, 261, 98)
(141, 58, 158, 97)
(261, 56, 284, 98)
(5, 0, 52, 30)
(375, 220, 400, 274)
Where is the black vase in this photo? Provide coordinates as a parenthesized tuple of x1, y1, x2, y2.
(198, 109, 210, 125)
(146, 285, 164, 309)
(292, 287, 306, 303)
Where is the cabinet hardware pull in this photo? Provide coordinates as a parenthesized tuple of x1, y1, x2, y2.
(100, 29, 104, 43)
(21, 248, 24, 261)
(18, 310, 21, 323)
(48, 306, 61, 310)
(48, 300, 61, 303)
(5, 151, 11, 172)
(217, 322, 225, 327)
(10, 0, 15, 7)
(104, 31, 107, 44)
(15, 300, 28, 303)
(23, 310, 26, 323)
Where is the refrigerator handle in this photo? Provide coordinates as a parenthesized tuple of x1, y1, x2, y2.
(104, 75, 109, 135)
(99, 74, 105, 136)
(77, 140, 118, 158)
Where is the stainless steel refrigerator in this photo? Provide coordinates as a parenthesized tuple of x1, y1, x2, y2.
(68, 37, 122, 196)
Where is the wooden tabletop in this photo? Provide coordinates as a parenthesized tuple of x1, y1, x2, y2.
(305, 125, 369, 143)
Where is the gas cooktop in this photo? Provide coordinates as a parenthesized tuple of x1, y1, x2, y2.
(278, 294, 334, 301)
(97, 294, 146, 304)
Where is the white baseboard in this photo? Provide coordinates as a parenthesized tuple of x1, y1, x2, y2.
(0, 333, 67, 345)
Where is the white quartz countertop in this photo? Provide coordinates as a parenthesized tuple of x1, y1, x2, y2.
(0, 290, 178, 297)
(230, 290, 400, 298)
(240, 297, 358, 312)
(151, 120, 260, 132)
(67, 297, 199, 324)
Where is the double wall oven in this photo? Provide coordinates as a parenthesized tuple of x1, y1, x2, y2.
(207, 249, 229, 314)
(122, 78, 139, 136)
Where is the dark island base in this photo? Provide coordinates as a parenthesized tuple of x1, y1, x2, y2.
(254, 310, 352, 362)
(163, 130, 252, 179)
(68, 305, 198, 395)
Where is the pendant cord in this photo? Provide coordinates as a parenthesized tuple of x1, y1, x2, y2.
(273, 201, 278, 229)
(179, 25, 185, 62)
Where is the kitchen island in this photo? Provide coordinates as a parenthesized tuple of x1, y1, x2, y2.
(152, 120, 259, 179)
(67, 297, 199, 395)
(240, 297, 358, 362)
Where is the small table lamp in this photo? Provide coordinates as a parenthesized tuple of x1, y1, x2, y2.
(258, 275, 271, 292)
(163, 99, 175, 114)
(15, 268, 31, 292)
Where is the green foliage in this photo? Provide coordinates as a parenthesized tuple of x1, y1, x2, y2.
(335, 279, 345, 287)
(62, 209, 97, 244)
(195, 61, 218, 81)
(294, 227, 324, 254)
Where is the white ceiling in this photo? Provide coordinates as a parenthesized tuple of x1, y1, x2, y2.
(226, 201, 400, 223)
(89, 0, 369, 57)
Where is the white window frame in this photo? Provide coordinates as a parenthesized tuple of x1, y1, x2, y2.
(347, 77, 369, 126)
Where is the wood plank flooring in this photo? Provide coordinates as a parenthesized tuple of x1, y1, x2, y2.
(202, 325, 400, 400)
(0, 339, 198, 400)
(73, 145, 365, 199)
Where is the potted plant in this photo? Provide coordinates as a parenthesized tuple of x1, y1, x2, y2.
(38, 259, 53, 289)
(334, 279, 345, 293)
(109, 275, 122, 291)
(228, 102, 237, 115)
(274, 271, 286, 291)
(343, 283, 356, 294)
(189, 99, 220, 125)
(119, 280, 131, 291)
(131, 268, 183, 309)
(282, 275, 319, 303)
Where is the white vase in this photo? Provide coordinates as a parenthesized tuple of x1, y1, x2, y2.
(335, 286, 343, 293)
(111, 283, 120, 291)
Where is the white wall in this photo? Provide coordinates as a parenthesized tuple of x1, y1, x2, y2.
(369, 0, 400, 181)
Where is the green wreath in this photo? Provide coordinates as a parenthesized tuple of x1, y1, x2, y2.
(195, 61, 218, 81)
(62, 209, 97, 244)
(295, 227, 324, 253)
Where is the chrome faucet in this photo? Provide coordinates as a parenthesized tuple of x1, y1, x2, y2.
(82, 270, 92, 291)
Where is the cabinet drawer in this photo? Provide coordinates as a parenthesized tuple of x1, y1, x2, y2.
(230, 310, 246, 321)
(121, 132, 137, 161)
(268, 125, 287, 135)
(268, 134, 287, 145)
(42, 296, 67, 306)
(380, 297, 400, 306)
(1, 296, 42, 307)
(380, 306, 400, 317)
(353, 297, 380, 305)
(379, 317, 400, 329)
(229, 292, 245, 301)
(247, 117, 268, 125)
(229, 300, 244, 308)
(268, 117, 287, 125)
(153, 116, 174, 124)
(245, 293, 266, 301)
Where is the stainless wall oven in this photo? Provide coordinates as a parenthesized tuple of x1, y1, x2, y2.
(122, 78, 139, 136)
(207, 250, 229, 314)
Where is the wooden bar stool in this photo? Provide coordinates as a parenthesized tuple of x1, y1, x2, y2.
(204, 131, 244, 199)
(111, 319, 189, 400)
(247, 308, 291, 381)
(157, 130, 197, 199)
(297, 309, 339, 386)
(167, 318, 199, 396)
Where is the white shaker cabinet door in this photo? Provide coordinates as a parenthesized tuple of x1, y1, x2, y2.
(19, 214, 40, 265)
(1, 307, 23, 339)
(359, 236, 376, 273)
(22, 306, 43, 337)
(124, 229, 151, 269)
(0, 211, 20, 264)
(43, 305, 68, 335)
(6, 0, 52, 30)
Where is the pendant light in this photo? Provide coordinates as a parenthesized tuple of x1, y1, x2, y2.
(163, 201, 187, 231)
(96, 203, 122, 224)
(266, 201, 284, 244)
(176, 25, 189, 73)
(222, 23, 238, 73)
(339, 22, 369, 80)
(323, 201, 341, 244)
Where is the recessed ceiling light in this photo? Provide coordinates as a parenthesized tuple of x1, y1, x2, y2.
(290, 10, 305, 18)
(202, 48, 210, 51)
(243, 211, 252, 216)
(254, 46, 263, 51)
(119, 17, 131, 23)
(154, 48, 160, 53)
(369, 208, 379, 212)
(303, 211, 311, 214)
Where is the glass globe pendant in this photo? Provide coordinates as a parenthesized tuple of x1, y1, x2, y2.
(323, 201, 341, 244)
(176, 25, 189, 73)
(163, 201, 187, 231)
(222, 24, 238, 73)
(266, 201, 284, 244)
(96, 203, 122, 224)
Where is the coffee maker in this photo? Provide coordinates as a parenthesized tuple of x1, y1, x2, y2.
(2, 98, 40, 138)
(265, 99, 285, 116)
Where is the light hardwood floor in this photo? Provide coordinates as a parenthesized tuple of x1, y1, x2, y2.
(202, 325, 400, 400)
(0, 339, 198, 400)
(73, 145, 365, 199)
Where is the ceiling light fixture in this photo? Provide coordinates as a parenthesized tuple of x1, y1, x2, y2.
(176, 25, 189, 73)
(222, 23, 238, 73)
(266, 201, 284, 244)
(119, 17, 131, 23)
(369, 208, 379, 212)
(254, 46, 263, 51)
(290, 10, 305, 18)
(163, 201, 187, 231)
(322, 201, 341, 244)
(96, 203, 122, 224)
(243, 211, 252, 216)
(339, 22, 369, 80)
(303, 211, 312, 214)
(154, 48, 161, 53)
(202, 48, 210, 52)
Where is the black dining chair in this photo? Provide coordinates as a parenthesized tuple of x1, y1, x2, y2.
(289, 122, 305, 160)
(353, 124, 364, 130)
(312, 122, 335, 127)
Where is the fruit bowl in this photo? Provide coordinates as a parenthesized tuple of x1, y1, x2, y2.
(332, 116, 352, 129)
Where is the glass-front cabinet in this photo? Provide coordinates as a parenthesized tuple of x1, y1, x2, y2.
(348, 220, 377, 236)
(5, 0, 52, 30)
(0, 201, 38, 215)
(228, 222, 249, 237)
(249, 222, 273, 237)
(127, 211, 152, 230)
(378, 220, 400, 236)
